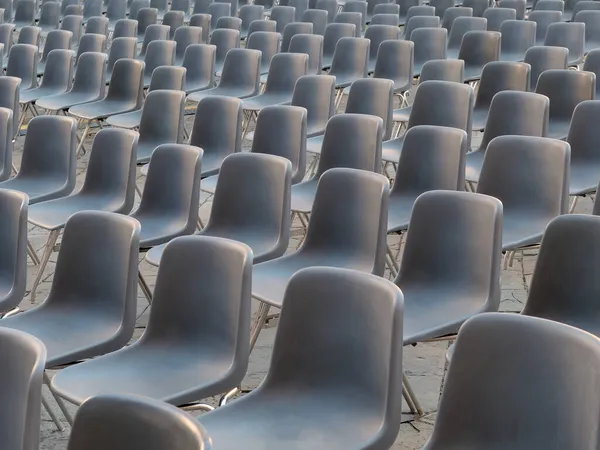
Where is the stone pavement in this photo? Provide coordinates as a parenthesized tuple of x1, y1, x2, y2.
(14, 113, 591, 449)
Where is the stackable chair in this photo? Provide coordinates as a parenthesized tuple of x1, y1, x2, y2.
(499, 20, 536, 62)
(112, 18, 138, 40)
(135, 8, 159, 42)
(239, 4, 264, 38)
(529, 10, 563, 44)
(442, 6, 472, 30)
(0, 109, 13, 182)
(574, 10, 600, 54)
(399, 0, 423, 24)
(446, 16, 487, 59)
(280, 21, 313, 52)
(210, 28, 241, 75)
(458, 30, 501, 82)
(483, 6, 515, 32)
(291, 74, 335, 138)
(364, 24, 401, 73)
(6, 44, 38, 96)
(0, 77, 22, 140)
(189, 13, 211, 42)
(321, 22, 356, 69)
(75, 34, 106, 64)
(334, 11, 363, 37)
(13, 0, 35, 29)
(137, 24, 169, 59)
(17, 26, 41, 46)
(525, 45, 568, 91)
(37, 29, 73, 75)
(288, 33, 324, 75)
(141, 40, 176, 87)
(584, 50, 600, 98)
(329, 37, 370, 107)
(302, 8, 328, 34)
(105, 37, 137, 83)
(373, 40, 413, 105)
(498, 0, 527, 17)
(61, 15, 83, 44)
(403, 15, 440, 40)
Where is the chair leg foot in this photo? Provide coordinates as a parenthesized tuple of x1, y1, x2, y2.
(219, 386, 240, 406)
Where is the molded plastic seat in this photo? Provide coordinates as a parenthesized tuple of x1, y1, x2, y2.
(458, 30, 501, 81)
(525, 45, 568, 90)
(37, 29, 73, 75)
(535, 0, 565, 10)
(423, 314, 600, 450)
(83, 0, 104, 21)
(446, 16, 488, 59)
(0, 188, 26, 312)
(574, 10, 600, 54)
(16, 25, 41, 46)
(302, 8, 328, 34)
(13, 0, 35, 29)
(411, 27, 447, 76)
(370, 12, 400, 26)
(294, 113, 383, 213)
(498, 0, 526, 19)
(280, 22, 312, 53)
(373, 40, 413, 96)
(210, 28, 240, 74)
(111, 18, 137, 40)
(572, 0, 600, 20)
(162, 10, 184, 38)
(535, 68, 595, 139)
(483, 6, 515, 32)
(583, 49, 600, 96)
(316, 0, 337, 23)
(341, 0, 367, 32)
(208, 1, 231, 29)
(430, 0, 454, 18)
(147, 152, 292, 266)
(66, 395, 213, 450)
(106, 0, 127, 29)
(477, 135, 570, 251)
(399, 0, 424, 24)
(239, 4, 264, 38)
(105, 36, 137, 83)
(403, 15, 440, 41)
(529, 10, 563, 44)
(170, 0, 191, 20)
(291, 74, 335, 138)
(21, 49, 74, 105)
(135, 7, 158, 42)
(0, 116, 77, 203)
(288, 33, 323, 75)
(364, 24, 400, 73)
(216, 16, 243, 32)
(466, 91, 549, 183)
(270, 5, 296, 32)
(61, 14, 83, 43)
(405, 5, 436, 24)
(544, 21, 585, 65)
(6, 44, 38, 91)
(128, 0, 149, 19)
(321, 22, 356, 68)
(0, 77, 21, 139)
(247, 31, 282, 76)
(173, 26, 203, 65)
(499, 20, 536, 62)
(442, 6, 472, 30)
(182, 44, 215, 94)
(75, 33, 106, 64)
(189, 13, 211, 42)
(334, 11, 363, 37)
(0, 23, 14, 65)
(199, 266, 403, 450)
(373, 2, 400, 15)
(462, 0, 488, 16)
(137, 24, 169, 59)
(0, 211, 140, 367)
(141, 39, 176, 87)
(37, 52, 107, 112)
(0, 109, 12, 182)
(387, 127, 468, 234)
(329, 36, 369, 88)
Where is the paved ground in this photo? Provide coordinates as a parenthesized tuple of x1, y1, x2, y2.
(15, 103, 592, 449)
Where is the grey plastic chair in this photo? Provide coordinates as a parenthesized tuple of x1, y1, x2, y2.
(181, 44, 215, 94)
(13, 0, 35, 29)
(128, 0, 149, 19)
(0, 327, 46, 450)
(192, 0, 212, 15)
(247, 18, 277, 37)
(67, 394, 212, 450)
(294, 113, 383, 213)
(188, 48, 260, 101)
(172, 26, 202, 64)
(106, 0, 127, 30)
(288, 33, 323, 75)
(291, 74, 335, 138)
(138, 23, 169, 58)
(239, 4, 263, 38)
(0, 0, 12, 22)
(333, 11, 362, 37)
(499, 20, 536, 62)
(61, 14, 83, 44)
(529, 10, 563, 44)
(0, 187, 25, 312)
(0, 109, 13, 182)
(383, 80, 474, 163)
(477, 135, 569, 252)
(171, 0, 191, 19)
(462, 0, 487, 16)
(219, 0, 239, 17)
(342, 0, 367, 32)
(458, 30, 501, 81)
(208, 1, 230, 29)
(210, 28, 240, 74)
(21, 49, 74, 110)
(441, 6, 472, 29)
(112, 18, 137, 40)
(135, 7, 158, 41)
(148, 152, 292, 267)
(411, 27, 447, 76)
(398, 0, 423, 24)
(0, 115, 76, 204)
(0, 23, 14, 65)
(270, 5, 296, 32)
(75, 33, 106, 64)
(83, 0, 103, 20)
(105, 36, 136, 82)
(370, 12, 400, 26)
(544, 21, 585, 65)
(403, 15, 440, 41)
(198, 266, 402, 450)
(373, 2, 399, 15)
(163, 10, 184, 38)
(316, 0, 337, 23)
(64, 3, 83, 15)
(446, 16, 487, 59)
(107, 67, 185, 129)
(141, 39, 176, 87)
(246, 31, 281, 76)
(471, 61, 530, 130)
(302, 8, 328, 34)
(280, 21, 312, 52)
(405, 5, 436, 24)
(37, 29, 72, 75)
(329, 36, 369, 95)
(572, 0, 600, 19)
(321, 22, 356, 68)
(561, 0, 582, 19)
(466, 91, 549, 183)
(424, 313, 600, 450)
(583, 49, 600, 96)
(373, 40, 413, 104)
(525, 45, 568, 90)
(69, 58, 144, 153)
(364, 24, 400, 73)
(216, 15, 242, 32)
(483, 6, 515, 32)
(16, 25, 41, 46)
(188, 13, 211, 42)
(150, 0, 167, 18)
(535, 68, 595, 139)
(574, 10, 600, 54)
(535, 0, 565, 11)
(0, 77, 21, 139)
(6, 44, 38, 92)
(430, 0, 454, 18)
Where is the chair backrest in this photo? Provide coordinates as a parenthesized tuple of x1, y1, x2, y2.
(462, 0, 488, 16)
(271, 5, 296, 32)
(106, 0, 127, 20)
(39, 0, 60, 27)
(329, 36, 369, 78)
(83, 0, 103, 18)
(263, 52, 308, 94)
(529, 10, 563, 42)
(6, 44, 37, 89)
(544, 21, 585, 64)
(78, 128, 138, 214)
(211, 28, 241, 65)
(374, 39, 414, 85)
(163, 10, 184, 38)
(345, 78, 394, 140)
(247, 18, 277, 37)
(61, 14, 83, 43)
(17, 115, 77, 194)
(246, 30, 282, 73)
(404, 15, 440, 40)
(68, 394, 212, 450)
(134, 144, 202, 238)
(323, 22, 356, 58)
(420, 59, 464, 82)
(17, 26, 41, 46)
(475, 61, 531, 111)
(373, 2, 400, 14)
(535, 69, 595, 121)
(316, 0, 337, 23)
(143, 39, 176, 77)
(498, 0, 526, 17)
(408, 80, 474, 145)
(535, 0, 564, 10)
(0, 109, 12, 182)
(260, 267, 402, 449)
(290, 0, 309, 19)
(0, 77, 20, 138)
(302, 7, 328, 34)
(192, 0, 212, 15)
(106, 36, 136, 79)
(139, 24, 169, 57)
(174, 26, 203, 61)
(477, 135, 570, 215)
(405, 4, 436, 23)
(458, 30, 501, 70)
(240, 4, 264, 32)
(575, 9, 600, 44)
(112, 18, 138, 39)
(500, 19, 536, 57)
(0, 23, 14, 59)
(0, 187, 26, 313)
(136, 7, 158, 34)
(0, 328, 46, 450)
(0, 0, 12, 20)
(370, 12, 400, 26)
(76, 33, 106, 62)
(442, 5, 472, 29)
(399, 0, 423, 19)
(14, 0, 35, 23)
(291, 74, 335, 136)
(301, 168, 389, 275)
(40, 48, 74, 90)
(411, 27, 447, 67)
(138, 89, 185, 150)
(41, 29, 72, 63)
(566, 100, 600, 167)
(316, 113, 383, 177)
(425, 313, 600, 449)
(105, 59, 143, 109)
(190, 96, 243, 160)
(483, 6, 515, 31)
(342, 0, 367, 30)
(524, 45, 568, 91)
(182, 44, 215, 91)
(430, 0, 454, 17)
(281, 21, 312, 52)
(148, 66, 185, 91)
(574, 0, 600, 18)
(447, 16, 487, 50)
(479, 91, 549, 151)
(189, 13, 211, 42)
(129, 0, 149, 19)
(171, 0, 191, 14)
(150, 0, 168, 12)
(289, 33, 323, 74)
(218, 47, 261, 93)
(208, 1, 231, 28)
(63, 3, 83, 16)
(334, 11, 363, 36)
(364, 24, 401, 67)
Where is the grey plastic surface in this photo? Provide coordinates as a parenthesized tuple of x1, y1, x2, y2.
(364, 24, 400, 73)
(499, 20, 536, 62)
(22, 49, 74, 104)
(524, 45, 568, 91)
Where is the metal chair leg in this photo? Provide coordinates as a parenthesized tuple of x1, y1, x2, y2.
(29, 229, 60, 303)
(249, 301, 270, 352)
(27, 239, 40, 265)
(41, 394, 65, 432)
(138, 271, 153, 305)
(403, 372, 423, 416)
(44, 371, 73, 426)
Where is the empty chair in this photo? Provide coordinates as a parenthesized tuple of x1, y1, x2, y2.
(0, 23, 14, 64)
(500, 20, 536, 62)
(37, 29, 72, 75)
(0, 0, 12, 22)
(316, 0, 337, 23)
(173, 27, 203, 66)
(69, 59, 144, 154)
(210, 28, 240, 74)
(216, 14, 243, 28)
(574, 10, 600, 54)
(446, 16, 487, 59)
(411, 27, 448, 77)
(545, 21, 585, 65)
(37, 52, 107, 113)
(441, 6, 472, 30)
(281, 21, 313, 52)
(0, 187, 25, 312)
(334, 11, 363, 37)
(383, 80, 474, 164)
(373, 2, 399, 15)
(189, 13, 211, 42)
(529, 10, 563, 44)
(462, 0, 487, 16)
(373, 39, 413, 101)
(466, 91, 549, 184)
(291, 74, 335, 137)
(128, 0, 149, 19)
(536, 69, 595, 138)
(106, 0, 127, 30)
(403, 15, 440, 40)
(525, 45, 568, 90)
(290, 0, 309, 20)
(247, 31, 281, 76)
(139, 27, 171, 56)
(534, 0, 565, 10)
(187, 48, 261, 101)
(405, 5, 436, 24)
(66, 395, 213, 450)
(61, 14, 83, 44)
(583, 49, 600, 96)
(430, 0, 454, 18)
(6, 44, 38, 92)
(192, 0, 212, 15)
(247, 18, 277, 38)
(75, 33, 106, 64)
(329, 37, 369, 95)
(136, 7, 158, 42)
(62, 0, 80, 16)
(141, 40, 176, 87)
(0, 116, 77, 204)
(208, 1, 231, 29)
(302, 8, 328, 34)
(162, 10, 184, 38)
(289, 33, 323, 75)
(399, 0, 423, 24)
(370, 12, 400, 26)
(0, 109, 12, 181)
(483, 7, 515, 32)
(105, 36, 136, 82)
(83, 0, 104, 20)
(271, 5, 297, 32)
(112, 18, 138, 40)
(321, 22, 356, 68)
(471, 61, 530, 130)
(342, 0, 367, 32)
(478, 135, 569, 253)
(150, 0, 168, 18)
(171, 0, 191, 19)
(240, 4, 264, 38)
(498, 0, 526, 18)
(364, 24, 401, 73)
(13, 0, 35, 29)
(16, 25, 41, 46)
(0, 77, 22, 139)
(181, 44, 215, 94)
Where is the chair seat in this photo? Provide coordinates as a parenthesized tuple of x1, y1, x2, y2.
(105, 109, 142, 129)
(20, 86, 68, 104)
(392, 105, 411, 123)
(332, 74, 363, 88)
(306, 134, 323, 154)
(0, 307, 126, 367)
(471, 107, 488, 131)
(569, 162, 600, 195)
(37, 91, 103, 111)
(0, 177, 71, 204)
(499, 51, 526, 62)
(502, 211, 553, 251)
(290, 179, 318, 213)
(382, 136, 404, 163)
(585, 41, 600, 54)
(51, 344, 236, 405)
(387, 193, 419, 233)
(137, 215, 191, 248)
(69, 99, 140, 120)
(242, 93, 293, 111)
(446, 48, 459, 59)
(546, 119, 571, 140)
(199, 393, 384, 450)
(187, 86, 258, 102)
(465, 149, 485, 183)
(28, 195, 128, 230)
